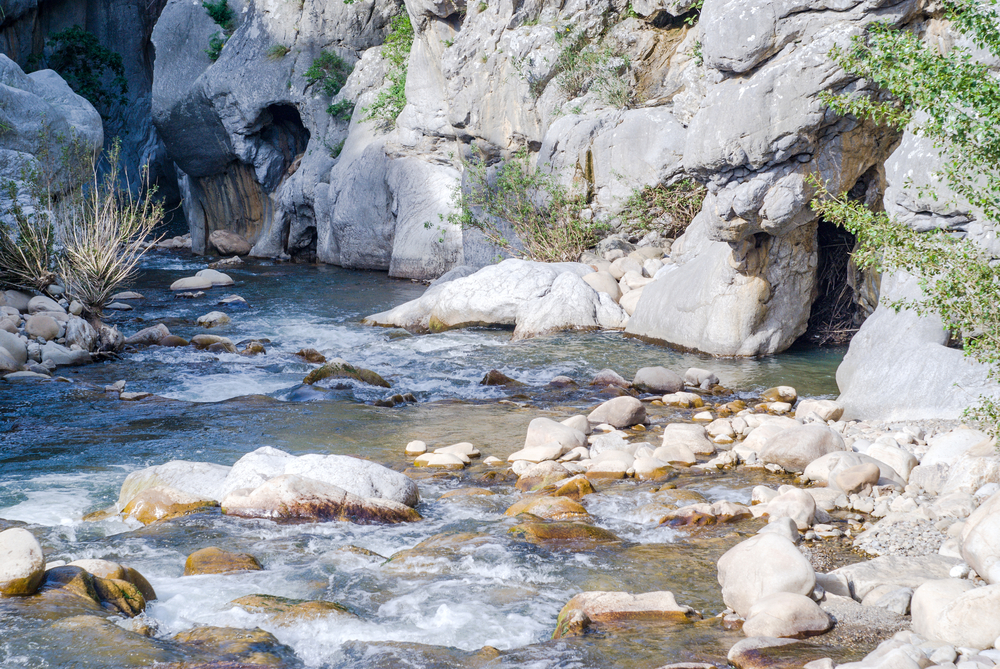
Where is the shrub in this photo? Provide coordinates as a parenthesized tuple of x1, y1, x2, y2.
(267, 45, 290, 60)
(205, 32, 227, 61)
(0, 181, 56, 293)
(43, 26, 128, 116)
(617, 179, 706, 238)
(525, 28, 635, 108)
(363, 12, 414, 128)
(327, 100, 355, 121)
(203, 0, 235, 30)
(305, 51, 353, 96)
(447, 147, 609, 262)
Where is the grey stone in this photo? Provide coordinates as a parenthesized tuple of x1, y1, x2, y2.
(633, 366, 684, 393)
(63, 317, 98, 352)
(40, 342, 92, 367)
(717, 532, 816, 617)
(0, 330, 27, 365)
(588, 397, 647, 428)
(125, 324, 171, 347)
(24, 315, 60, 341)
(760, 425, 846, 473)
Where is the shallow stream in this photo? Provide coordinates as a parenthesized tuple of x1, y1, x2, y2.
(0, 253, 851, 668)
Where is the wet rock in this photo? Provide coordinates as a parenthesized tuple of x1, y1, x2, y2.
(438, 487, 494, 499)
(509, 521, 622, 549)
(515, 461, 573, 492)
(25, 314, 59, 340)
(549, 375, 577, 387)
(296, 348, 327, 363)
(523, 417, 588, 453)
(742, 592, 832, 638)
(0, 528, 45, 595)
(209, 229, 252, 256)
(685, 368, 719, 389)
(480, 369, 522, 386)
(196, 311, 230, 328)
(229, 594, 355, 623)
(303, 358, 391, 387)
(158, 335, 189, 347)
(404, 440, 427, 456)
(183, 547, 263, 575)
(761, 387, 797, 403)
(91, 575, 147, 617)
(63, 317, 98, 351)
(209, 255, 244, 269)
(590, 368, 630, 388)
(718, 533, 816, 617)
(47, 616, 173, 665)
(221, 446, 420, 507)
(67, 559, 156, 601)
(961, 488, 1000, 584)
(170, 276, 214, 291)
(121, 486, 219, 525)
(172, 625, 292, 665)
(414, 453, 466, 469)
(110, 292, 143, 301)
(505, 496, 589, 521)
(118, 460, 232, 508)
(239, 341, 266, 355)
(633, 366, 684, 393)
(105, 302, 132, 311)
(195, 269, 235, 286)
(553, 590, 700, 638)
(40, 342, 91, 367)
(760, 425, 846, 473)
(552, 475, 597, 499)
(728, 636, 817, 669)
(222, 474, 422, 524)
(189, 334, 234, 350)
(795, 399, 844, 422)
(588, 396, 646, 428)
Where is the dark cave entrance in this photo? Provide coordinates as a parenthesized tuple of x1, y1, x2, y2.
(255, 104, 311, 190)
(802, 219, 866, 347)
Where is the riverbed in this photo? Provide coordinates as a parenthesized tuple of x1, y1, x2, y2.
(0, 252, 849, 669)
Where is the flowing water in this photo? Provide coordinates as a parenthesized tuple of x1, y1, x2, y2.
(0, 253, 851, 668)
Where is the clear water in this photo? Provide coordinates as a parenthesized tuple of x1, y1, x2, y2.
(0, 253, 850, 668)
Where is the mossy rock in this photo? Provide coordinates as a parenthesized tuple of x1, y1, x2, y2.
(92, 576, 146, 617)
(183, 547, 262, 576)
(229, 594, 356, 624)
(303, 359, 390, 388)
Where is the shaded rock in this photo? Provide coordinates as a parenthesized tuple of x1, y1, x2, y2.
(553, 590, 700, 638)
(834, 463, 881, 495)
(553, 475, 597, 499)
(718, 533, 816, 617)
(480, 369, 522, 386)
(63, 317, 98, 352)
(209, 229, 252, 255)
(183, 547, 262, 576)
(222, 474, 422, 524)
(0, 329, 27, 365)
(590, 368, 630, 388)
(170, 276, 214, 291)
(728, 636, 820, 669)
(743, 592, 832, 638)
(24, 314, 59, 340)
(303, 358, 390, 387)
(67, 559, 156, 601)
(0, 527, 45, 596)
(40, 342, 91, 367)
(27, 295, 64, 314)
(760, 425, 846, 472)
(588, 396, 646, 428)
(633, 366, 684, 393)
(296, 348, 327, 363)
(509, 521, 622, 548)
(46, 616, 172, 664)
(158, 334, 189, 347)
(583, 270, 623, 302)
(125, 324, 171, 347)
(194, 269, 234, 286)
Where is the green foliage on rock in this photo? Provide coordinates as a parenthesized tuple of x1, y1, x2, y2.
(812, 0, 1000, 432)
(303, 360, 391, 387)
(448, 147, 610, 263)
(327, 100, 355, 121)
(551, 28, 634, 108)
(305, 51, 353, 97)
(203, 1, 236, 61)
(363, 12, 414, 128)
(617, 179, 706, 238)
(43, 26, 128, 116)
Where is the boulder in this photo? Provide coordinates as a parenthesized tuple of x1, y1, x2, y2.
(802, 451, 905, 490)
(941, 437, 1000, 495)
(588, 396, 646, 428)
(229, 594, 354, 623)
(742, 592, 832, 638)
(512, 271, 628, 339)
(3, 291, 31, 313)
(831, 554, 961, 600)
(118, 460, 232, 508)
(633, 366, 684, 393)
(40, 342, 91, 367)
(910, 578, 978, 643)
(552, 590, 699, 638)
(913, 582, 1000, 649)
(184, 547, 262, 575)
(619, 287, 644, 316)
(661, 423, 716, 455)
(197, 311, 231, 328)
(195, 269, 235, 286)
(591, 368, 630, 388)
(866, 441, 918, 482)
(63, 317, 98, 351)
(27, 295, 64, 314)
(0, 330, 27, 365)
(834, 463, 881, 495)
(0, 528, 45, 595)
(763, 489, 816, 530)
(170, 276, 214, 291)
(303, 358, 390, 387)
(523, 417, 588, 453)
(24, 314, 60, 340)
(209, 229, 252, 255)
(685, 368, 719, 389)
(125, 324, 171, 347)
(515, 461, 572, 492)
(760, 425, 846, 472)
(923, 429, 992, 467)
(505, 496, 589, 521)
(960, 489, 1000, 584)
(221, 446, 420, 507)
(122, 486, 219, 525)
(582, 270, 623, 302)
(717, 533, 816, 617)
(727, 637, 810, 669)
(66, 559, 156, 601)
(222, 474, 422, 524)
(795, 399, 844, 422)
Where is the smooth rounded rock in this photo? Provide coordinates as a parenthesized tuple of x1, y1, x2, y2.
(834, 463, 881, 495)
(170, 276, 214, 291)
(661, 423, 716, 455)
(582, 270, 622, 302)
(763, 489, 816, 530)
(24, 314, 59, 340)
(760, 425, 846, 473)
(0, 330, 27, 365)
(588, 396, 646, 428)
(27, 295, 64, 314)
(184, 547, 262, 576)
(0, 528, 45, 596)
(633, 366, 684, 393)
(505, 496, 589, 520)
(717, 533, 816, 617)
(795, 399, 844, 422)
(743, 592, 832, 638)
(961, 489, 1000, 585)
(197, 311, 231, 328)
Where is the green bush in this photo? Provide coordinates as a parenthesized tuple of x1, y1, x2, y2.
(363, 13, 414, 128)
(203, 0, 235, 30)
(43, 26, 128, 115)
(522, 28, 635, 108)
(617, 179, 705, 238)
(305, 51, 353, 97)
(447, 147, 609, 262)
(812, 0, 1000, 433)
(205, 32, 227, 61)
(327, 100, 355, 121)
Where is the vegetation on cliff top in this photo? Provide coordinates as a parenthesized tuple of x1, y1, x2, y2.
(363, 12, 413, 128)
(813, 0, 1000, 432)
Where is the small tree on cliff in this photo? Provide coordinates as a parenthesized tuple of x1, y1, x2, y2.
(811, 0, 1000, 432)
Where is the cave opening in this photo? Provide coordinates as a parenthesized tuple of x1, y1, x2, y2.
(802, 218, 866, 347)
(256, 103, 311, 189)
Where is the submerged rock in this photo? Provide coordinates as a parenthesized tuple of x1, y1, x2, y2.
(172, 625, 292, 665)
(508, 521, 622, 548)
(229, 594, 355, 624)
(303, 358, 390, 387)
(553, 590, 700, 638)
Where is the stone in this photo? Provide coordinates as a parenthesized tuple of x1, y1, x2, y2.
(619, 287, 644, 316)
(609, 256, 643, 280)
(764, 489, 816, 530)
(296, 348, 327, 363)
(480, 369, 521, 385)
(960, 489, 1000, 585)
(405, 440, 427, 456)
(40, 342, 91, 367)
(590, 369, 631, 389)
(523, 417, 588, 453)
(209, 229, 252, 255)
(924, 429, 992, 467)
(209, 256, 244, 269)
(743, 592, 832, 638)
(661, 423, 716, 455)
(197, 311, 231, 328)
(125, 324, 171, 347)
(803, 451, 905, 490)
(24, 314, 60, 340)
(505, 496, 589, 521)
(414, 453, 466, 469)
(727, 637, 811, 669)
(303, 358, 390, 387)
(515, 461, 572, 492)
(171, 625, 290, 664)
(27, 295, 64, 314)
(662, 392, 705, 408)
(762, 387, 798, 403)
(759, 517, 801, 544)
(582, 270, 623, 302)
(654, 443, 697, 466)
(223, 474, 421, 523)
(122, 486, 219, 525)
(184, 547, 262, 575)
(588, 396, 646, 428)
(170, 276, 214, 291)
(760, 425, 846, 472)
(0, 528, 45, 596)
(942, 437, 1000, 495)
(717, 533, 816, 617)
(512, 271, 628, 339)
(795, 399, 844, 422)
(835, 463, 882, 495)
(118, 460, 232, 508)
(2, 291, 31, 313)
(553, 475, 597, 499)
(633, 366, 684, 393)
(105, 302, 133, 311)
(685, 368, 719, 389)
(867, 441, 919, 482)
(229, 594, 354, 623)
(67, 560, 156, 602)
(0, 329, 28, 365)
(561, 415, 591, 435)
(63, 317, 98, 352)
(831, 555, 962, 601)
(633, 456, 673, 480)
(552, 590, 699, 638)
(508, 443, 564, 464)
(110, 292, 143, 301)
(221, 446, 420, 507)
(195, 269, 235, 286)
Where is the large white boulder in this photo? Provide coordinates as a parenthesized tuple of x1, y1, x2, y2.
(717, 532, 815, 617)
(512, 271, 627, 340)
(118, 460, 232, 508)
(0, 528, 45, 596)
(760, 425, 846, 472)
(742, 592, 832, 638)
(803, 451, 905, 490)
(961, 489, 1000, 585)
(661, 423, 716, 456)
(523, 417, 587, 453)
